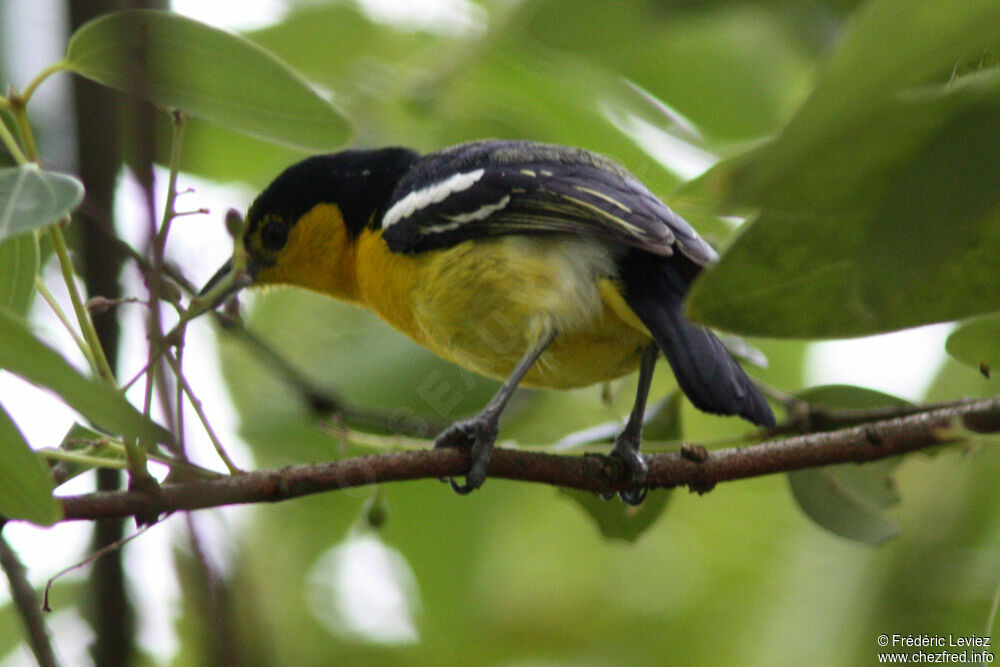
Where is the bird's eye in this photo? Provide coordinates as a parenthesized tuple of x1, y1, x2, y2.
(260, 222, 289, 250)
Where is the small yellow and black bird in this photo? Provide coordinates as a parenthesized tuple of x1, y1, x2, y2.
(205, 139, 775, 502)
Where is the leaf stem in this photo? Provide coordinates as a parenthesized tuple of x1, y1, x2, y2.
(40, 444, 222, 479)
(35, 275, 96, 370)
(13, 104, 39, 165)
(47, 223, 116, 383)
(18, 61, 70, 106)
(44, 448, 127, 470)
(0, 115, 28, 164)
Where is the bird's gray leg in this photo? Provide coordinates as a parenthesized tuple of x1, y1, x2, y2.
(609, 343, 658, 504)
(434, 330, 556, 494)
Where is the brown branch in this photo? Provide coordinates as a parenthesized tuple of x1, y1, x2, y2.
(50, 396, 1000, 522)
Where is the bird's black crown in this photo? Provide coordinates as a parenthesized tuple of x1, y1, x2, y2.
(245, 147, 420, 240)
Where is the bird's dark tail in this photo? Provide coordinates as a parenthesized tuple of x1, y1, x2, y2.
(619, 252, 775, 428)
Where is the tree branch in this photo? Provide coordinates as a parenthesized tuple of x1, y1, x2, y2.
(52, 396, 1000, 523)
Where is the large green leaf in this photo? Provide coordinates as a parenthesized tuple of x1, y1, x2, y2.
(687, 0, 1000, 337)
(945, 313, 1000, 374)
(0, 307, 170, 445)
(0, 402, 61, 525)
(0, 165, 84, 244)
(740, 0, 1000, 200)
(64, 9, 351, 150)
(0, 231, 39, 316)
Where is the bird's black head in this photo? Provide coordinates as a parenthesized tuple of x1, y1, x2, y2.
(243, 147, 420, 271)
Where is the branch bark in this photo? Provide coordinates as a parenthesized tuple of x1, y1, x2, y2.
(51, 396, 1000, 522)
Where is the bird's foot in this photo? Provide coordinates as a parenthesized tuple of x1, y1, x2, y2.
(434, 414, 499, 494)
(609, 434, 649, 505)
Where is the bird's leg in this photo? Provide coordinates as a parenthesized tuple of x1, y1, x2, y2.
(610, 343, 659, 505)
(435, 330, 556, 494)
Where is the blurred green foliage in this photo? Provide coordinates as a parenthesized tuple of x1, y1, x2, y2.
(3, 0, 1000, 664)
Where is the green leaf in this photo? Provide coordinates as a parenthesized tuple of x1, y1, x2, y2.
(787, 385, 908, 545)
(0, 402, 61, 525)
(797, 384, 912, 413)
(0, 165, 84, 243)
(558, 487, 670, 542)
(0, 306, 170, 445)
(788, 464, 900, 545)
(945, 314, 1000, 376)
(687, 0, 1000, 337)
(0, 231, 40, 316)
(64, 9, 352, 150)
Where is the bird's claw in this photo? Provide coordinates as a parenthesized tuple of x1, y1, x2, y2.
(609, 436, 649, 505)
(434, 416, 499, 494)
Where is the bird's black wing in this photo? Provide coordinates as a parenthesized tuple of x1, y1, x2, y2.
(380, 140, 715, 266)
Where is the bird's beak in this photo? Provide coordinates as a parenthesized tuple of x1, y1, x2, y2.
(199, 258, 257, 308)
(200, 259, 234, 297)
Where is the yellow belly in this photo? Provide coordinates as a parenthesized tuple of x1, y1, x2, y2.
(355, 230, 651, 389)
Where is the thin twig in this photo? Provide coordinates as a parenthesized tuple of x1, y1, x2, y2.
(43, 524, 155, 612)
(769, 397, 974, 436)
(164, 350, 242, 474)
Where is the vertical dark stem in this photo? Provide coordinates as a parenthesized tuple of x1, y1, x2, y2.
(66, 0, 159, 663)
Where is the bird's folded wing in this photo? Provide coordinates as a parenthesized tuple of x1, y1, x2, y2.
(380, 140, 716, 266)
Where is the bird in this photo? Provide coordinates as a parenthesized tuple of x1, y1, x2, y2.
(203, 139, 775, 502)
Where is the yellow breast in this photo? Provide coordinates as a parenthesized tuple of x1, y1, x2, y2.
(355, 229, 651, 389)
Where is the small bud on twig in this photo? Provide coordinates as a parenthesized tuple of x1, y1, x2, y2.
(225, 208, 245, 239)
(86, 296, 142, 315)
